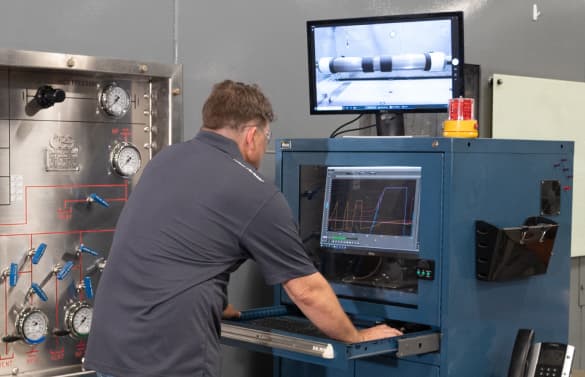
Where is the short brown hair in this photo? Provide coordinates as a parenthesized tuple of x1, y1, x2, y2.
(202, 80, 275, 131)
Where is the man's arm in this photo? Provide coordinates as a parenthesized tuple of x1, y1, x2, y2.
(283, 272, 402, 343)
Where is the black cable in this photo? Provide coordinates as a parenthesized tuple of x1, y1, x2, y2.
(329, 114, 363, 138)
(332, 123, 378, 137)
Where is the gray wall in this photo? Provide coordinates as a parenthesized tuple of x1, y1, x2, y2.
(1, 0, 584, 376)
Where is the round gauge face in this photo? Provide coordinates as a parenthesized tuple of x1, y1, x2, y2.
(111, 142, 142, 178)
(18, 309, 49, 344)
(70, 305, 93, 337)
(100, 83, 131, 117)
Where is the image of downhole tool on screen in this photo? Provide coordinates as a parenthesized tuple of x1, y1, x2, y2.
(311, 18, 458, 112)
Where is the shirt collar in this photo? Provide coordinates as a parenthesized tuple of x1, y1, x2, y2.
(193, 129, 243, 159)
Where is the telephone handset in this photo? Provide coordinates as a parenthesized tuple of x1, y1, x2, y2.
(507, 328, 574, 377)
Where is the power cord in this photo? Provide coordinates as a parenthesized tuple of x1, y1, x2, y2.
(332, 123, 377, 137)
(329, 114, 363, 138)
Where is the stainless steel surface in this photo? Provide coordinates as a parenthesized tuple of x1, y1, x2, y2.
(396, 333, 440, 357)
(0, 49, 178, 80)
(0, 71, 7, 119)
(0, 178, 8, 205)
(221, 323, 335, 359)
(0, 49, 181, 376)
(0, 150, 8, 176)
(0, 121, 9, 148)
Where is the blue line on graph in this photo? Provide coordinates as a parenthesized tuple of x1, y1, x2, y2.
(368, 186, 408, 235)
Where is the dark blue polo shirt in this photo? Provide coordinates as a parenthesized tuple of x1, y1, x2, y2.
(84, 130, 317, 377)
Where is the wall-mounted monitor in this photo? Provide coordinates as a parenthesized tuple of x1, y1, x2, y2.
(307, 11, 464, 115)
(320, 166, 421, 253)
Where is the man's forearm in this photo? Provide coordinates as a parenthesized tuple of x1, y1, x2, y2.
(283, 272, 362, 343)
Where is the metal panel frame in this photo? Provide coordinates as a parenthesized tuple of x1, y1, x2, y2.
(0, 48, 182, 145)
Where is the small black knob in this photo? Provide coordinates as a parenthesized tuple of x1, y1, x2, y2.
(1, 335, 22, 343)
(53, 329, 70, 337)
(34, 85, 66, 108)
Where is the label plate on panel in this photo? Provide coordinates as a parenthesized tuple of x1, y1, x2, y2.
(45, 135, 80, 172)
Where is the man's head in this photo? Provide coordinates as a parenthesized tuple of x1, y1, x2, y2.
(202, 80, 275, 169)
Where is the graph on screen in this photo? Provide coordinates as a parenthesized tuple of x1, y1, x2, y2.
(321, 166, 421, 252)
(327, 179, 416, 237)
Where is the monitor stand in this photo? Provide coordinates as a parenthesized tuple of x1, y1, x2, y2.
(375, 112, 405, 136)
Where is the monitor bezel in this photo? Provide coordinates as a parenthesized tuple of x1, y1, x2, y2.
(320, 166, 422, 253)
(306, 11, 464, 115)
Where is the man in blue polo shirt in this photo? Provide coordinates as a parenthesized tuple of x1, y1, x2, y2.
(84, 80, 402, 377)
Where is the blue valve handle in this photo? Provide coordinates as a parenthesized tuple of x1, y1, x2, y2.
(32, 243, 47, 264)
(31, 283, 48, 302)
(9, 263, 18, 287)
(83, 276, 94, 300)
(88, 193, 110, 208)
(57, 261, 74, 280)
(79, 244, 99, 257)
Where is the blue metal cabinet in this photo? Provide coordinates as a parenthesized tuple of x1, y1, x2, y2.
(221, 137, 574, 377)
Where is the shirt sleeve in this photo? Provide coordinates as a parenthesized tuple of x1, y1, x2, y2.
(240, 191, 318, 286)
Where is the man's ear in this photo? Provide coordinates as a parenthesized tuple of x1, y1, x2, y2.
(243, 126, 258, 149)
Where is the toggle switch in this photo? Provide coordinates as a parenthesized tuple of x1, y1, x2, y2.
(9, 263, 18, 287)
(83, 276, 94, 300)
(56, 261, 75, 280)
(86, 257, 106, 275)
(78, 244, 99, 257)
(32, 243, 47, 264)
(30, 283, 48, 302)
(87, 193, 110, 208)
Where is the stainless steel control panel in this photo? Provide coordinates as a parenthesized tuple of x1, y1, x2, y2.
(0, 49, 181, 377)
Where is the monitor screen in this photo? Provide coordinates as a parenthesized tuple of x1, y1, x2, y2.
(307, 12, 464, 114)
(320, 166, 421, 252)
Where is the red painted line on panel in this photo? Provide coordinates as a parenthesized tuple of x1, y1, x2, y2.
(63, 199, 87, 207)
(0, 352, 13, 360)
(0, 184, 127, 226)
(25, 184, 127, 189)
(0, 229, 115, 238)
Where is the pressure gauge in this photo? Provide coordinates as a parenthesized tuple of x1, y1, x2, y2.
(15, 307, 49, 345)
(64, 301, 93, 338)
(110, 142, 142, 178)
(100, 83, 131, 117)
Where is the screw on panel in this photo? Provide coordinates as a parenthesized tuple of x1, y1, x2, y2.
(144, 126, 150, 133)
(66, 57, 76, 68)
(144, 143, 151, 149)
(139, 64, 149, 73)
(11, 367, 18, 375)
(532, 4, 541, 21)
(143, 110, 150, 116)
(172, 88, 181, 96)
(432, 140, 439, 148)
